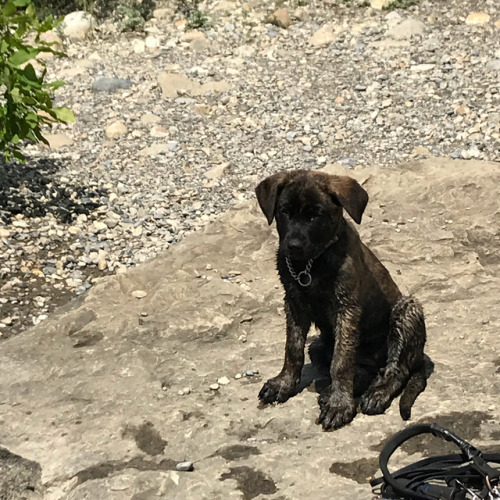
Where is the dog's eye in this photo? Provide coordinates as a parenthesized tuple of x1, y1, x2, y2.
(279, 207, 290, 216)
(308, 210, 322, 221)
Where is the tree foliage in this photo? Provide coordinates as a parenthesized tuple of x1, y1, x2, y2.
(0, 0, 75, 162)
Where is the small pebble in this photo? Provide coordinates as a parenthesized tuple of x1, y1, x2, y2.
(176, 461, 194, 472)
(217, 376, 230, 385)
(245, 370, 254, 377)
(235, 373, 242, 379)
(209, 383, 220, 390)
(131, 290, 147, 299)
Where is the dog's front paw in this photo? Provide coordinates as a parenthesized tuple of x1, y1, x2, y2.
(317, 389, 356, 431)
(258, 375, 298, 404)
(359, 388, 391, 416)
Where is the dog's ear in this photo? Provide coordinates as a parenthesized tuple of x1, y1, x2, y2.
(323, 175, 369, 224)
(255, 172, 290, 225)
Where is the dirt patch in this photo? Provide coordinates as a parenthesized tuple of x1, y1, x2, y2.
(74, 456, 177, 486)
(122, 421, 167, 456)
(214, 444, 261, 461)
(329, 457, 379, 484)
(220, 466, 277, 499)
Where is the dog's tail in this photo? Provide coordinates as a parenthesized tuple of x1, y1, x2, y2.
(399, 362, 427, 421)
(391, 296, 429, 421)
(399, 353, 434, 420)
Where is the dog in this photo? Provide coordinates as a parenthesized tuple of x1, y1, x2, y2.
(255, 170, 427, 431)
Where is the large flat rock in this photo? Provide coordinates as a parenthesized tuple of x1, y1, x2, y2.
(1, 159, 499, 500)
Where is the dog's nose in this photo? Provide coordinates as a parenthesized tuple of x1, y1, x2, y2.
(287, 239, 303, 254)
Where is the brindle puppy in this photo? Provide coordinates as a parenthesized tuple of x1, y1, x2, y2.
(255, 170, 427, 431)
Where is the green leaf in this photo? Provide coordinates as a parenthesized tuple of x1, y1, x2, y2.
(13, 149, 26, 162)
(46, 80, 65, 90)
(39, 15, 57, 32)
(52, 107, 76, 122)
(25, 112, 38, 125)
(22, 63, 39, 82)
(25, 4, 35, 18)
(9, 87, 21, 103)
(34, 128, 49, 144)
(12, 0, 31, 7)
(8, 48, 39, 66)
(3, 3, 17, 17)
(15, 19, 28, 38)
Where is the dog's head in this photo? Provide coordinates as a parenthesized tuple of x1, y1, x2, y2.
(255, 170, 368, 260)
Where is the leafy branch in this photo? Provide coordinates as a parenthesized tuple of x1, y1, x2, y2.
(0, 0, 75, 162)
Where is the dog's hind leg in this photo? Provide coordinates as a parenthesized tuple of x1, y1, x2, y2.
(360, 296, 427, 420)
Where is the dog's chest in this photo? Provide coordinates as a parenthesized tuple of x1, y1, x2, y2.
(286, 276, 341, 328)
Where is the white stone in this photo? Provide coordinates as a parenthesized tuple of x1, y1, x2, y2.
(61, 11, 94, 41)
(465, 12, 490, 25)
(310, 25, 336, 47)
(410, 64, 436, 72)
(44, 133, 73, 149)
(93, 221, 107, 232)
(387, 19, 425, 40)
(132, 39, 146, 54)
(105, 121, 128, 139)
(145, 36, 160, 49)
(371, 0, 392, 8)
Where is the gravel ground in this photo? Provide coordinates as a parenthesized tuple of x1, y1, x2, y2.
(0, 0, 499, 338)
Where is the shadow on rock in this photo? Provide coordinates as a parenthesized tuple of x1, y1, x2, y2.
(0, 447, 43, 499)
(371, 410, 494, 456)
(330, 457, 379, 484)
(0, 157, 107, 224)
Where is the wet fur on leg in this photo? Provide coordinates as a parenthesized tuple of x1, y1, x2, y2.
(359, 296, 427, 418)
(310, 297, 428, 418)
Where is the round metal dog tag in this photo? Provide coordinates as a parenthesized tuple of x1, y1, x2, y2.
(297, 271, 312, 287)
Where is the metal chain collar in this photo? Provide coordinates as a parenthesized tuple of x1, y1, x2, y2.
(285, 256, 313, 287)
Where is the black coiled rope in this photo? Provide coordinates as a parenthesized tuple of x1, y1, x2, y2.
(371, 423, 500, 499)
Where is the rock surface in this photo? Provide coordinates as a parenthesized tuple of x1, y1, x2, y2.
(1, 0, 499, 339)
(1, 159, 499, 499)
